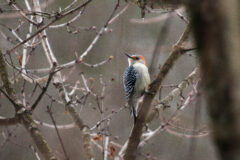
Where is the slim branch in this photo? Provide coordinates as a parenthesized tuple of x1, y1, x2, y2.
(0, 116, 19, 126)
(7, 0, 39, 26)
(146, 67, 200, 122)
(31, 64, 56, 111)
(8, 0, 93, 53)
(47, 105, 69, 160)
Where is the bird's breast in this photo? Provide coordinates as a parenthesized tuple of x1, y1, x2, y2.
(133, 63, 150, 94)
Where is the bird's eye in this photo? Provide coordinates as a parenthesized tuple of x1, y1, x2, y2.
(135, 57, 140, 60)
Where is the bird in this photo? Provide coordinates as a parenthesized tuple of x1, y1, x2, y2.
(123, 53, 150, 123)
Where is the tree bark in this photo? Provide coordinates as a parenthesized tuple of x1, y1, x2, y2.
(188, 0, 240, 159)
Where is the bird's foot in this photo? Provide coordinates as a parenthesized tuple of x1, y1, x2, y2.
(144, 90, 156, 96)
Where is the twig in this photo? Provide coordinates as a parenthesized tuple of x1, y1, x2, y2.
(7, 0, 94, 53)
(165, 127, 209, 138)
(146, 67, 200, 122)
(0, 23, 29, 47)
(108, 3, 130, 24)
(49, 9, 84, 28)
(30, 145, 41, 160)
(47, 105, 69, 160)
(69, 80, 80, 96)
(61, 0, 78, 12)
(90, 105, 127, 131)
(81, 56, 113, 68)
(157, 67, 199, 109)
(7, 0, 39, 26)
(0, 116, 19, 126)
(79, 0, 121, 61)
(34, 120, 75, 130)
(175, 9, 189, 24)
(104, 120, 110, 160)
(140, 94, 193, 147)
(31, 64, 56, 111)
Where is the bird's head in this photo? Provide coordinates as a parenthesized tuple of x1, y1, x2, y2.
(125, 53, 146, 66)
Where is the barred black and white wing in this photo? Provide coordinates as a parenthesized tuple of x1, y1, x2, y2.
(123, 66, 139, 123)
(123, 66, 138, 100)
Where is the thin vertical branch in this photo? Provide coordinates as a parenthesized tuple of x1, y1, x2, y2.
(47, 105, 69, 160)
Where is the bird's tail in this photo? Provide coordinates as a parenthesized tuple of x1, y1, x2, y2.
(128, 99, 137, 124)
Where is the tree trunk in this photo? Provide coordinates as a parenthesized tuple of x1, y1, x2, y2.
(188, 0, 240, 159)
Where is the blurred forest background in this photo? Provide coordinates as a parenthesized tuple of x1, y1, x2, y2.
(0, 0, 234, 160)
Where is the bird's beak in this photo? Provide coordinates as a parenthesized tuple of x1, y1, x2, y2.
(124, 53, 133, 59)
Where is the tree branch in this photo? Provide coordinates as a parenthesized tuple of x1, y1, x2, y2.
(123, 23, 191, 160)
(7, 0, 93, 53)
(146, 67, 200, 122)
(0, 116, 19, 126)
(0, 50, 58, 160)
(31, 64, 56, 111)
(0, 50, 23, 112)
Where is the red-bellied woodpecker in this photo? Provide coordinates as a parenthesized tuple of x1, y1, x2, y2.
(123, 53, 150, 123)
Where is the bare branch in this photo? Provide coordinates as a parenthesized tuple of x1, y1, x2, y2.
(34, 120, 75, 130)
(146, 67, 200, 122)
(79, 0, 121, 61)
(7, 0, 39, 26)
(47, 105, 69, 160)
(31, 64, 56, 111)
(140, 93, 193, 147)
(7, 0, 94, 53)
(165, 127, 209, 138)
(49, 9, 84, 29)
(0, 116, 19, 126)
